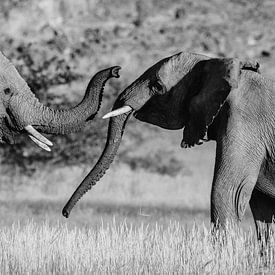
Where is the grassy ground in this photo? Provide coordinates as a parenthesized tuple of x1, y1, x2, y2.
(0, 220, 274, 274)
(0, 0, 274, 211)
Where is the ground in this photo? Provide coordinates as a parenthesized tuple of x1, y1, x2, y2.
(0, 2, 274, 270)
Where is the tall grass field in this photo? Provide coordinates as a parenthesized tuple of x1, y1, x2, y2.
(0, 220, 274, 274)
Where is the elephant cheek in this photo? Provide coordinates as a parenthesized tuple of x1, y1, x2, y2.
(8, 97, 33, 130)
(124, 92, 152, 111)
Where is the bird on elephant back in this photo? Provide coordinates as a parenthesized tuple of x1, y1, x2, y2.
(63, 51, 275, 243)
(0, 50, 120, 150)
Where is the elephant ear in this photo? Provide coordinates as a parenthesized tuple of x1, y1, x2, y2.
(134, 58, 241, 147)
(181, 58, 240, 147)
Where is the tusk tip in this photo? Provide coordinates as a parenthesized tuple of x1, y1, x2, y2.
(24, 125, 53, 146)
(28, 135, 52, 152)
(102, 106, 132, 119)
(48, 141, 53, 147)
(102, 114, 111, 119)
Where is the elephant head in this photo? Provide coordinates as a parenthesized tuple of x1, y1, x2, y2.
(0, 51, 120, 151)
(62, 51, 260, 218)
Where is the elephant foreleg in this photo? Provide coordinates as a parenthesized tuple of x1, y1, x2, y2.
(211, 173, 258, 227)
(249, 188, 275, 244)
(211, 130, 264, 227)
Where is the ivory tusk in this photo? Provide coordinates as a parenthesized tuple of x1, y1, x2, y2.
(28, 135, 51, 152)
(102, 106, 132, 119)
(24, 125, 53, 146)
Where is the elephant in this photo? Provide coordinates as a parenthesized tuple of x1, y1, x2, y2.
(0, 50, 120, 150)
(62, 51, 274, 241)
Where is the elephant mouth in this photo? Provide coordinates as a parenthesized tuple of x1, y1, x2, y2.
(0, 117, 15, 144)
(5, 109, 53, 151)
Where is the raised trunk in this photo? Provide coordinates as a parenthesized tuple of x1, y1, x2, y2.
(0, 51, 118, 133)
(62, 110, 132, 217)
(21, 66, 121, 134)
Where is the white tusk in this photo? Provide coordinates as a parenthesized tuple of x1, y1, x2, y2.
(28, 135, 51, 152)
(102, 106, 132, 119)
(24, 125, 53, 146)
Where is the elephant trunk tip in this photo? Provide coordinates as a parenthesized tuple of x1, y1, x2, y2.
(110, 66, 121, 78)
(62, 201, 75, 218)
(62, 207, 70, 218)
(62, 179, 93, 218)
(85, 66, 121, 122)
(62, 209, 69, 218)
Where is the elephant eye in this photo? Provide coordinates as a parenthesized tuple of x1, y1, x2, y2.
(154, 81, 163, 91)
(4, 88, 11, 95)
(151, 80, 166, 95)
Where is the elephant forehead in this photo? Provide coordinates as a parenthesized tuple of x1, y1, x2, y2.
(158, 52, 209, 91)
(0, 54, 29, 92)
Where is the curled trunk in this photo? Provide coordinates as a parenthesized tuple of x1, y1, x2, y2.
(0, 51, 120, 134)
(62, 110, 132, 218)
(17, 66, 121, 134)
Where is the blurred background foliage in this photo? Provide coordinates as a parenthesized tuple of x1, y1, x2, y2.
(0, 0, 274, 192)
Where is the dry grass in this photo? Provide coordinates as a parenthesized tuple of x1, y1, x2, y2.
(0, 0, 274, 210)
(0, 220, 274, 274)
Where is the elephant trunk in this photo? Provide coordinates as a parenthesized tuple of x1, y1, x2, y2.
(18, 66, 121, 135)
(62, 109, 132, 218)
(0, 50, 120, 136)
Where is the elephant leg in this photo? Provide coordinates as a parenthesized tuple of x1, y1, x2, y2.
(249, 188, 275, 244)
(210, 130, 264, 227)
(211, 172, 257, 227)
